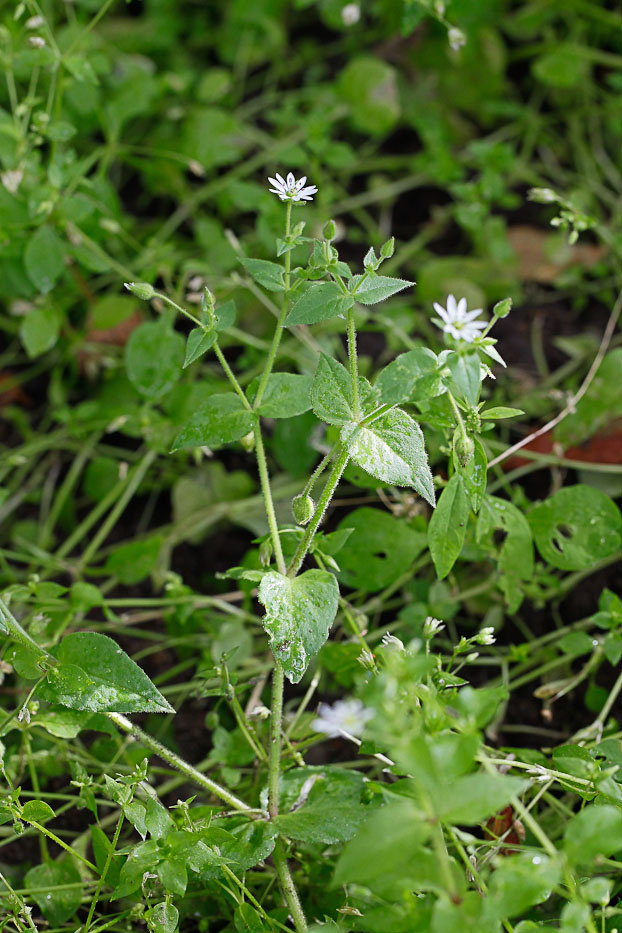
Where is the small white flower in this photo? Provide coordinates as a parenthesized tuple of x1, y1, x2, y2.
(475, 626, 496, 646)
(1, 169, 23, 194)
(28, 36, 45, 48)
(311, 699, 373, 739)
(433, 294, 487, 343)
(267, 171, 318, 203)
(448, 27, 466, 51)
(26, 15, 44, 28)
(423, 616, 445, 638)
(341, 3, 360, 25)
(381, 632, 404, 651)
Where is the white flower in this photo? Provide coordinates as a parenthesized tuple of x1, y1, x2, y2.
(475, 626, 496, 646)
(311, 699, 373, 739)
(341, 3, 360, 25)
(267, 172, 318, 203)
(28, 36, 46, 48)
(381, 632, 404, 651)
(448, 27, 466, 51)
(433, 294, 487, 343)
(423, 616, 445, 638)
(1, 169, 23, 194)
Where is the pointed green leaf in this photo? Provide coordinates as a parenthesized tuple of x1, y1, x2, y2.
(184, 327, 216, 367)
(47, 632, 175, 713)
(286, 282, 353, 326)
(258, 570, 339, 684)
(350, 274, 413, 305)
(444, 350, 481, 406)
(428, 473, 469, 578)
(248, 373, 313, 418)
(240, 258, 284, 292)
(341, 409, 435, 505)
(311, 354, 355, 424)
(21, 800, 56, 823)
(375, 347, 440, 405)
(24, 860, 82, 926)
(171, 393, 254, 451)
(481, 406, 524, 420)
(24, 225, 65, 294)
(125, 321, 185, 399)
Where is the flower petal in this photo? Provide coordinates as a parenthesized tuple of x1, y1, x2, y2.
(456, 297, 468, 319)
(446, 294, 457, 316)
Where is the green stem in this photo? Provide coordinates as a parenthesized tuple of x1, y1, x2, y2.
(24, 820, 97, 872)
(254, 421, 286, 575)
(447, 390, 468, 444)
(268, 662, 284, 819)
(77, 449, 157, 571)
(83, 809, 125, 933)
(273, 839, 308, 933)
(106, 712, 252, 813)
(253, 200, 292, 409)
(288, 446, 350, 576)
(346, 307, 360, 420)
(213, 341, 252, 409)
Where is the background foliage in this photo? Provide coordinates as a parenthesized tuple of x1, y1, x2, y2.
(2, 0, 622, 931)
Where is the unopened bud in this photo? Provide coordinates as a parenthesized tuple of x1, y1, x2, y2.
(323, 219, 337, 242)
(380, 236, 395, 259)
(448, 27, 466, 51)
(455, 433, 475, 467)
(528, 187, 557, 204)
(124, 282, 155, 301)
(259, 539, 272, 568)
(493, 297, 512, 319)
(292, 493, 315, 525)
(28, 36, 45, 48)
(240, 431, 255, 453)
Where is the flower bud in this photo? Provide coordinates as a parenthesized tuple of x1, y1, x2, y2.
(528, 187, 557, 204)
(423, 616, 445, 639)
(292, 493, 315, 525)
(124, 282, 155, 301)
(259, 539, 272, 567)
(240, 431, 255, 453)
(455, 433, 475, 468)
(380, 236, 395, 259)
(448, 27, 466, 51)
(493, 297, 512, 319)
(323, 219, 337, 242)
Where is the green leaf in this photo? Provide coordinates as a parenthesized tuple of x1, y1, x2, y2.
(335, 507, 427, 592)
(428, 474, 469, 579)
(214, 299, 236, 330)
(258, 569, 339, 684)
(286, 282, 353, 326)
(334, 799, 431, 896)
(240, 258, 284, 292)
(477, 496, 534, 612)
(350, 274, 413, 305)
(481, 406, 524, 420)
(20, 307, 60, 358)
(24, 860, 82, 926)
(341, 409, 435, 505)
(274, 767, 371, 844)
(432, 773, 529, 825)
(21, 800, 56, 822)
(311, 354, 355, 424)
(24, 225, 65, 294)
(125, 321, 184, 399)
(184, 327, 216, 367)
(248, 373, 313, 418)
(47, 632, 175, 713)
(375, 348, 441, 405)
(530, 485, 622, 571)
(104, 536, 163, 584)
(460, 439, 487, 513)
(564, 805, 622, 863)
(337, 56, 400, 135)
(147, 902, 179, 933)
(234, 903, 266, 933)
(444, 351, 481, 405)
(483, 853, 561, 923)
(533, 43, 589, 88)
(555, 348, 622, 445)
(171, 393, 254, 451)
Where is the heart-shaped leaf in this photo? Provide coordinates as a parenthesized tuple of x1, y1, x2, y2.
(258, 570, 339, 683)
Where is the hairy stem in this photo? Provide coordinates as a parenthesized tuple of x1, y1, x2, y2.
(268, 661, 284, 819)
(107, 712, 252, 813)
(254, 421, 286, 575)
(288, 445, 350, 576)
(346, 306, 360, 420)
